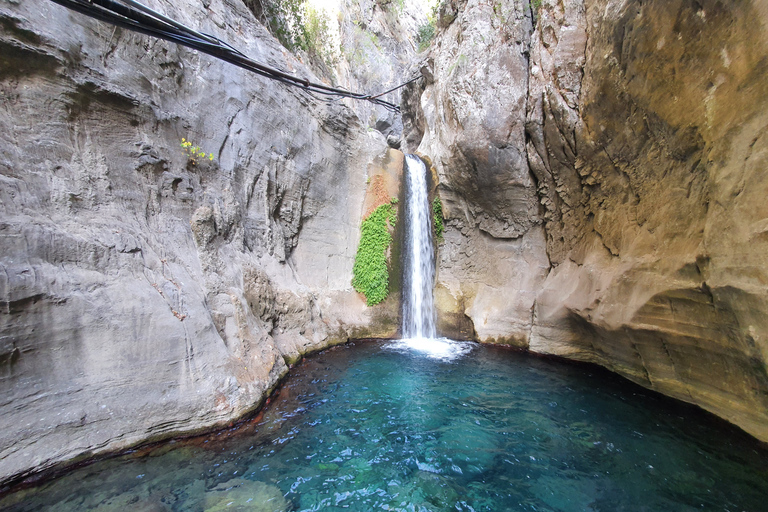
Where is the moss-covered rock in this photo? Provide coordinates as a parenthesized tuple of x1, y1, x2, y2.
(352, 202, 397, 305)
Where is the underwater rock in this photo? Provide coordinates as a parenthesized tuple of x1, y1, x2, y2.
(204, 479, 288, 512)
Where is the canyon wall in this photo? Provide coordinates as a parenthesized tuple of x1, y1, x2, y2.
(336, 0, 426, 146)
(2, 0, 767, 489)
(0, 0, 398, 486)
(410, 0, 768, 441)
(248, 0, 427, 145)
(412, 0, 551, 345)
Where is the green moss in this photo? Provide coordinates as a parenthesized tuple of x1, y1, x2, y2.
(432, 196, 444, 241)
(352, 203, 397, 305)
(531, 0, 543, 22)
(416, 0, 443, 52)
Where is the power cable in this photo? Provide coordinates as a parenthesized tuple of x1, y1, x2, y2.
(45, 0, 421, 112)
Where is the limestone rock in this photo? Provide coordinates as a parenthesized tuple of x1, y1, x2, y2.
(332, 0, 427, 140)
(404, 0, 549, 345)
(526, 0, 768, 441)
(415, 0, 768, 441)
(204, 478, 288, 512)
(0, 0, 393, 486)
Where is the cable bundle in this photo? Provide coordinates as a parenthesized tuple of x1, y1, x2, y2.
(47, 0, 419, 112)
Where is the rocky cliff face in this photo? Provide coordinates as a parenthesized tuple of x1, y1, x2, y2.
(527, 0, 768, 442)
(247, 0, 427, 145)
(336, 0, 427, 145)
(2, 0, 768, 489)
(412, 0, 550, 345)
(0, 0, 398, 486)
(408, 0, 768, 441)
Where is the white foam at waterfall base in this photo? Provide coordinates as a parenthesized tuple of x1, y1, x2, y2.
(385, 338, 475, 361)
(396, 155, 473, 360)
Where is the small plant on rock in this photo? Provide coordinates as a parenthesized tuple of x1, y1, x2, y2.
(433, 196, 444, 242)
(181, 138, 214, 165)
(531, 0, 543, 21)
(417, 0, 442, 52)
(417, 21, 436, 52)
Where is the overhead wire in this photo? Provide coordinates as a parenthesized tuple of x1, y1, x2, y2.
(46, 0, 421, 112)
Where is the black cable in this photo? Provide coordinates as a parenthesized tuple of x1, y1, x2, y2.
(45, 0, 421, 112)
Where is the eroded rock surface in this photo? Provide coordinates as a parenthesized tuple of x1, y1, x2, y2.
(0, 0, 397, 486)
(412, 0, 550, 345)
(411, 0, 768, 441)
(526, 0, 768, 442)
(3, 0, 768, 492)
(335, 0, 427, 144)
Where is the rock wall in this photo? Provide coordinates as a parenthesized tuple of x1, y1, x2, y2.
(408, 0, 768, 441)
(413, 0, 550, 345)
(3, 0, 768, 489)
(335, 0, 427, 145)
(246, 0, 428, 146)
(0, 0, 396, 486)
(526, 0, 768, 442)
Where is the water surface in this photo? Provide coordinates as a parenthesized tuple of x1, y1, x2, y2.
(2, 339, 766, 511)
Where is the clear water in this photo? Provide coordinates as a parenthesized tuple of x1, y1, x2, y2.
(402, 154, 436, 339)
(2, 340, 767, 511)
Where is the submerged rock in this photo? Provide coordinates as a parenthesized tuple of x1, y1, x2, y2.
(204, 479, 288, 512)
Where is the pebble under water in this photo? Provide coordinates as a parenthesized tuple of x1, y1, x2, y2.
(2, 339, 767, 511)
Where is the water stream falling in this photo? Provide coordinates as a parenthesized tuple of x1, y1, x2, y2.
(401, 154, 437, 340)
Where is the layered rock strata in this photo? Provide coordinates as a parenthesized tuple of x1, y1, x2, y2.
(0, 0, 397, 486)
(526, 0, 768, 442)
(408, 0, 768, 441)
(412, 0, 550, 345)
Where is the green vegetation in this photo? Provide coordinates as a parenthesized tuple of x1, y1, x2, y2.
(381, 0, 407, 16)
(261, 0, 339, 66)
(492, 1, 513, 26)
(342, 22, 383, 69)
(181, 138, 214, 165)
(416, 0, 442, 52)
(352, 202, 398, 306)
(531, 0, 543, 21)
(432, 196, 444, 241)
(417, 21, 436, 52)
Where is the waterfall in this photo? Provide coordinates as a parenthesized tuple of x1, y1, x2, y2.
(402, 154, 436, 339)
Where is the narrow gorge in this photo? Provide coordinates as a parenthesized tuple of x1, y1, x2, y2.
(1, 0, 767, 496)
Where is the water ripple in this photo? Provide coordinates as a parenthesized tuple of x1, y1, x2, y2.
(2, 341, 767, 512)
